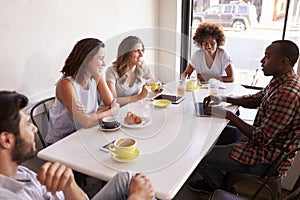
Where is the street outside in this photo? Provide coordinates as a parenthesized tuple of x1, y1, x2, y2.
(191, 21, 299, 87)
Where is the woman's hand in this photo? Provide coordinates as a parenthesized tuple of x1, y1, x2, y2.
(154, 84, 163, 93)
(138, 83, 150, 99)
(110, 99, 120, 116)
(76, 101, 87, 113)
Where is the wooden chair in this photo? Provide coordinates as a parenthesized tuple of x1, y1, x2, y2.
(30, 97, 55, 148)
(209, 138, 300, 200)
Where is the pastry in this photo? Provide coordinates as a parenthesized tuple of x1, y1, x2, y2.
(124, 112, 142, 124)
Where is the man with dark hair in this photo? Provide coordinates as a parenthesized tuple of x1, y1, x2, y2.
(0, 91, 155, 199)
(189, 40, 300, 193)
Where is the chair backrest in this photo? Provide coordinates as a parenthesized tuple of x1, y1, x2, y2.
(30, 97, 55, 148)
(297, 61, 300, 77)
(214, 138, 300, 200)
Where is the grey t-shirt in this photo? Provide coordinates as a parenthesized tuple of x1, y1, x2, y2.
(105, 65, 153, 97)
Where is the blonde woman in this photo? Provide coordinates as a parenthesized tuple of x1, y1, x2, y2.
(106, 36, 160, 106)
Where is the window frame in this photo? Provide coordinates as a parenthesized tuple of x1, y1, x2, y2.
(182, 0, 298, 87)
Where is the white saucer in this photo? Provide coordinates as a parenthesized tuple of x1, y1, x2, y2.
(99, 122, 121, 132)
(121, 117, 152, 129)
(111, 149, 140, 162)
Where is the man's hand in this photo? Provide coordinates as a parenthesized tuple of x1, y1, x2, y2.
(37, 162, 86, 199)
(128, 173, 155, 200)
(204, 104, 230, 119)
(203, 95, 224, 107)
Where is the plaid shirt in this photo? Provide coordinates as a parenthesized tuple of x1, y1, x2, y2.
(230, 70, 300, 175)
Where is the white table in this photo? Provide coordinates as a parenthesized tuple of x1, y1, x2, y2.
(38, 81, 249, 200)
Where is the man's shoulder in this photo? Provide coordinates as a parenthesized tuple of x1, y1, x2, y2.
(0, 166, 34, 200)
(16, 165, 38, 181)
(0, 187, 21, 200)
(283, 74, 300, 94)
(18, 165, 36, 174)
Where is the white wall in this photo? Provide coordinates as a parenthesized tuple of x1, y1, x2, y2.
(156, 0, 182, 83)
(1, 0, 184, 103)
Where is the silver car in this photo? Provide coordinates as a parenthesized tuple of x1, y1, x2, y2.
(193, 4, 257, 31)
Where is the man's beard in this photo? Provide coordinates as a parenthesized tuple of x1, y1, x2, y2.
(11, 136, 36, 165)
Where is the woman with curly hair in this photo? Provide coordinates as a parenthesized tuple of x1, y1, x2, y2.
(182, 23, 234, 82)
(106, 36, 160, 105)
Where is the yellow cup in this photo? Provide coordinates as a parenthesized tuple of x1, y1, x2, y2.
(148, 80, 160, 91)
(108, 138, 137, 160)
(186, 80, 197, 91)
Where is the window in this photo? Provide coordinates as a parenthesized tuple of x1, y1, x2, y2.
(189, 0, 300, 88)
(238, 5, 248, 14)
(224, 5, 233, 13)
(207, 6, 222, 14)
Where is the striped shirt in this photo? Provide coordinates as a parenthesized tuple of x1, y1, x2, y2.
(0, 166, 65, 200)
(230, 70, 300, 175)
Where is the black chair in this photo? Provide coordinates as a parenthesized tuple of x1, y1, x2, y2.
(209, 138, 300, 200)
(30, 97, 55, 148)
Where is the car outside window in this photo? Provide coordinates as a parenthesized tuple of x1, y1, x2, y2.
(238, 6, 248, 14)
(224, 5, 233, 13)
(207, 6, 221, 14)
(191, 0, 300, 88)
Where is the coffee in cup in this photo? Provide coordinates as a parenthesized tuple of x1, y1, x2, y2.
(101, 116, 118, 129)
(108, 138, 138, 160)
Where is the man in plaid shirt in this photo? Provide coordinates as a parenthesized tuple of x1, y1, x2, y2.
(188, 40, 300, 194)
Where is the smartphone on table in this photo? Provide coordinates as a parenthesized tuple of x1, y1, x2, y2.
(153, 94, 185, 104)
(100, 140, 115, 153)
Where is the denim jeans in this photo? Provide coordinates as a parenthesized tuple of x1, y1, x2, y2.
(92, 172, 156, 200)
(197, 126, 270, 189)
(92, 172, 130, 200)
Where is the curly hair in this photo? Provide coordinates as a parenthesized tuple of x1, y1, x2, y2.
(112, 36, 145, 84)
(193, 23, 226, 48)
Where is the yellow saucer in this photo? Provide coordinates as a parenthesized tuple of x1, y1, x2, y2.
(153, 99, 171, 108)
(111, 149, 140, 163)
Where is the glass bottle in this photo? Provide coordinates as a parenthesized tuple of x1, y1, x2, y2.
(177, 80, 186, 97)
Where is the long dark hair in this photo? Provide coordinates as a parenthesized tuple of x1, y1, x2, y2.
(61, 38, 105, 82)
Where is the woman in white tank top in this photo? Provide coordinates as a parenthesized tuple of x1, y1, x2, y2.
(182, 23, 235, 83)
(46, 38, 119, 144)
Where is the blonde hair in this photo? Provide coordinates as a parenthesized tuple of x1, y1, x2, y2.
(112, 36, 145, 84)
